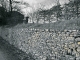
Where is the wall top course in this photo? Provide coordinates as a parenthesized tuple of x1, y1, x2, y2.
(2, 27, 79, 32)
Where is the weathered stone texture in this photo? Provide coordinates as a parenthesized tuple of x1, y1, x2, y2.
(0, 28, 80, 60)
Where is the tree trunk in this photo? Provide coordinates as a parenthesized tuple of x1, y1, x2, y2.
(44, 16, 45, 24)
(9, 0, 12, 12)
(36, 14, 39, 24)
(76, 4, 79, 18)
(57, 13, 58, 21)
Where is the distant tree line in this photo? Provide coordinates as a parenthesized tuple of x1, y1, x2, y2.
(0, 0, 25, 26)
(0, 0, 80, 25)
(34, 0, 80, 23)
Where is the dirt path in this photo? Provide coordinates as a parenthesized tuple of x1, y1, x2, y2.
(0, 37, 20, 60)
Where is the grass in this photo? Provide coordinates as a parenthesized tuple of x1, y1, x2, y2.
(3, 18, 80, 31)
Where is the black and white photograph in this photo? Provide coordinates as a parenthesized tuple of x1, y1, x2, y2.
(0, 0, 80, 60)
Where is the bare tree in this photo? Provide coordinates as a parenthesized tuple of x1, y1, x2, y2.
(9, 0, 12, 12)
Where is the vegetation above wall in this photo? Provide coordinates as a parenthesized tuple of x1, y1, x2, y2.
(10, 17, 80, 31)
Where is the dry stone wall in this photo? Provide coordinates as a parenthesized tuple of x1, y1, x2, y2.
(0, 28, 80, 60)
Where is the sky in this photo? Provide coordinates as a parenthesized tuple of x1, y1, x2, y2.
(59, 0, 69, 4)
(13, 0, 69, 16)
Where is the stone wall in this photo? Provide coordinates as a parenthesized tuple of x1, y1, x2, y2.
(0, 28, 80, 60)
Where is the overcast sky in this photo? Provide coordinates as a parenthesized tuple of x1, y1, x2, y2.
(13, 0, 69, 16)
(14, 0, 69, 7)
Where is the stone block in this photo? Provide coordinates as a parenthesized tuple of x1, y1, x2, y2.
(77, 47, 80, 52)
(75, 38, 80, 41)
(77, 42, 80, 45)
(76, 57, 80, 60)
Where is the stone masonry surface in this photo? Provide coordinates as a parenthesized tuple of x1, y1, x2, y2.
(0, 27, 80, 60)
